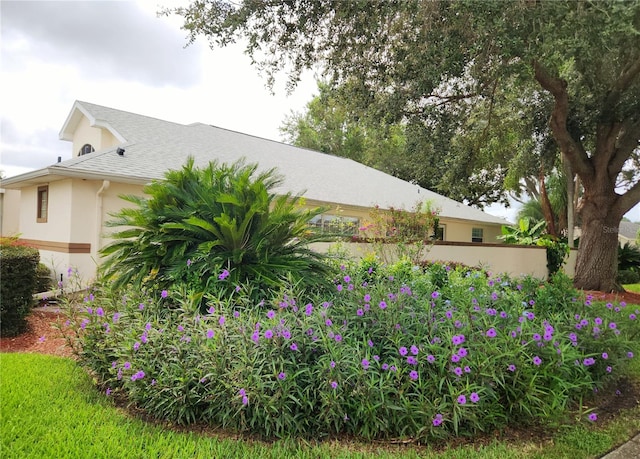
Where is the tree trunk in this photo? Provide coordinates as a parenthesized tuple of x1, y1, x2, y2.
(562, 154, 575, 246)
(573, 198, 621, 292)
(538, 168, 557, 237)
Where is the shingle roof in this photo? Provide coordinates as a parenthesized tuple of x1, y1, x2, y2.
(619, 221, 640, 242)
(7, 101, 510, 225)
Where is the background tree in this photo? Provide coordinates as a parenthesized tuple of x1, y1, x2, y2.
(166, 0, 640, 291)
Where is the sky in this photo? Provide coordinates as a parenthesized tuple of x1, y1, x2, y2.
(1, 0, 638, 223)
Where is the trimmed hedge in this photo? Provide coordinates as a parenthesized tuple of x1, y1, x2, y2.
(0, 245, 39, 337)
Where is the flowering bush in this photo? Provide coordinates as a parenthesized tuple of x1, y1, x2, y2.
(64, 263, 639, 440)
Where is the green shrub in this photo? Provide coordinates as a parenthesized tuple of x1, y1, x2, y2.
(0, 245, 39, 336)
(617, 270, 640, 285)
(34, 263, 53, 293)
(100, 158, 334, 307)
(64, 261, 639, 441)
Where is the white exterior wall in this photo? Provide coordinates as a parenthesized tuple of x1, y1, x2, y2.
(0, 189, 21, 236)
(72, 117, 119, 156)
(311, 242, 578, 280)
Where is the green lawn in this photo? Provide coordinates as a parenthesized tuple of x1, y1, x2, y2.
(1, 353, 639, 459)
(624, 283, 640, 293)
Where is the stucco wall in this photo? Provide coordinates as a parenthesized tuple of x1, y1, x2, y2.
(311, 241, 578, 280)
(72, 117, 120, 156)
(0, 189, 21, 236)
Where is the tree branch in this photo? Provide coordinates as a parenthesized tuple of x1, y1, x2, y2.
(532, 60, 593, 181)
(609, 118, 640, 177)
(603, 56, 640, 111)
(615, 178, 640, 217)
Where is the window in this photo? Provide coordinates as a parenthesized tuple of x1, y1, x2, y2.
(471, 227, 484, 243)
(37, 185, 48, 223)
(434, 224, 445, 241)
(78, 143, 95, 156)
(309, 214, 359, 236)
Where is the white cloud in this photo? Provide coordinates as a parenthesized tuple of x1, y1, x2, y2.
(0, 0, 319, 176)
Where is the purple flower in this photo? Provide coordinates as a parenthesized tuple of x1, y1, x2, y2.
(356, 308, 364, 316)
(161, 290, 168, 299)
(124, 361, 131, 370)
(267, 310, 275, 319)
(331, 381, 338, 389)
(452, 334, 465, 345)
(628, 352, 635, 358)
(607, 366, 612, 373)
(219, 316, 226, 326)
(453, 367, 463, 376)
(609, 322, 617, 329)
(457, 395, 467, 405)
(427, 354, 436, 363)
(407, 356, 418, 365)
(588, 413, 598, 422)
(206, 329, 215, 339)
(305, 304, 313, 316)
(133, 342, 140, 351)
(532, 356, 542, 366)
(457, 347, 468, 357)
(241, 395, 249, 405)
(410, 345, 419, 355)
(486, 328, 497, 338)
(432, 414, 443, 426)
(218, 269, 230, 280)
(470, 392, 480, 403)
(602, 352, 609, 359)
(451, 354, 460, 363)
(431, 291, 440, 299)
(290, 343, 298, 351)
(131, 370, 145, 381)
(278, 372, 286, 380)
(368, 340, 374, 347)
(325, 319, 333, 327)
(508, 364, 516, 372)
(409, 370, 419, 380)
(382, 363, 389, 370)
(335, 334, 343, 342)
(264, 329, 273, 339)
(106, 388, 112, 396)
(336, 284, 343, 292)
(583, 358, 596, 366)
(330, 361, 336, 368)
(379, 301, 387, 310)
(399, 346, 408, 356)
(361, 359, 370, 369)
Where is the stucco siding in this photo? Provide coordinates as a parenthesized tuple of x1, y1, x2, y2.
(0, 189, 21, 236)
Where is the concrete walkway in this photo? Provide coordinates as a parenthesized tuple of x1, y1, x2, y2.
(600, 433, 640, 458)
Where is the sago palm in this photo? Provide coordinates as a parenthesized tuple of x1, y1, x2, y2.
(99, 157, 333, 299)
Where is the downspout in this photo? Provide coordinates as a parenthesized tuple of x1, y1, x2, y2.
(95, 180, 110, 261)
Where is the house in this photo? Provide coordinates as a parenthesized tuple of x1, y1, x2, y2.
(1, 101, 513, 285)
(619, 221, 639, 247)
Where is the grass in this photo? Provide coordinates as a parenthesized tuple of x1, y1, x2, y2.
(624, 283, 640, 293)
(2, 352, 639, 459)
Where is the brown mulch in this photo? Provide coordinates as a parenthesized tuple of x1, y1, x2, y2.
(0, 307, 73, 357)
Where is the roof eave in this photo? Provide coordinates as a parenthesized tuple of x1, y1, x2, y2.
(0, 167, 153, 189)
